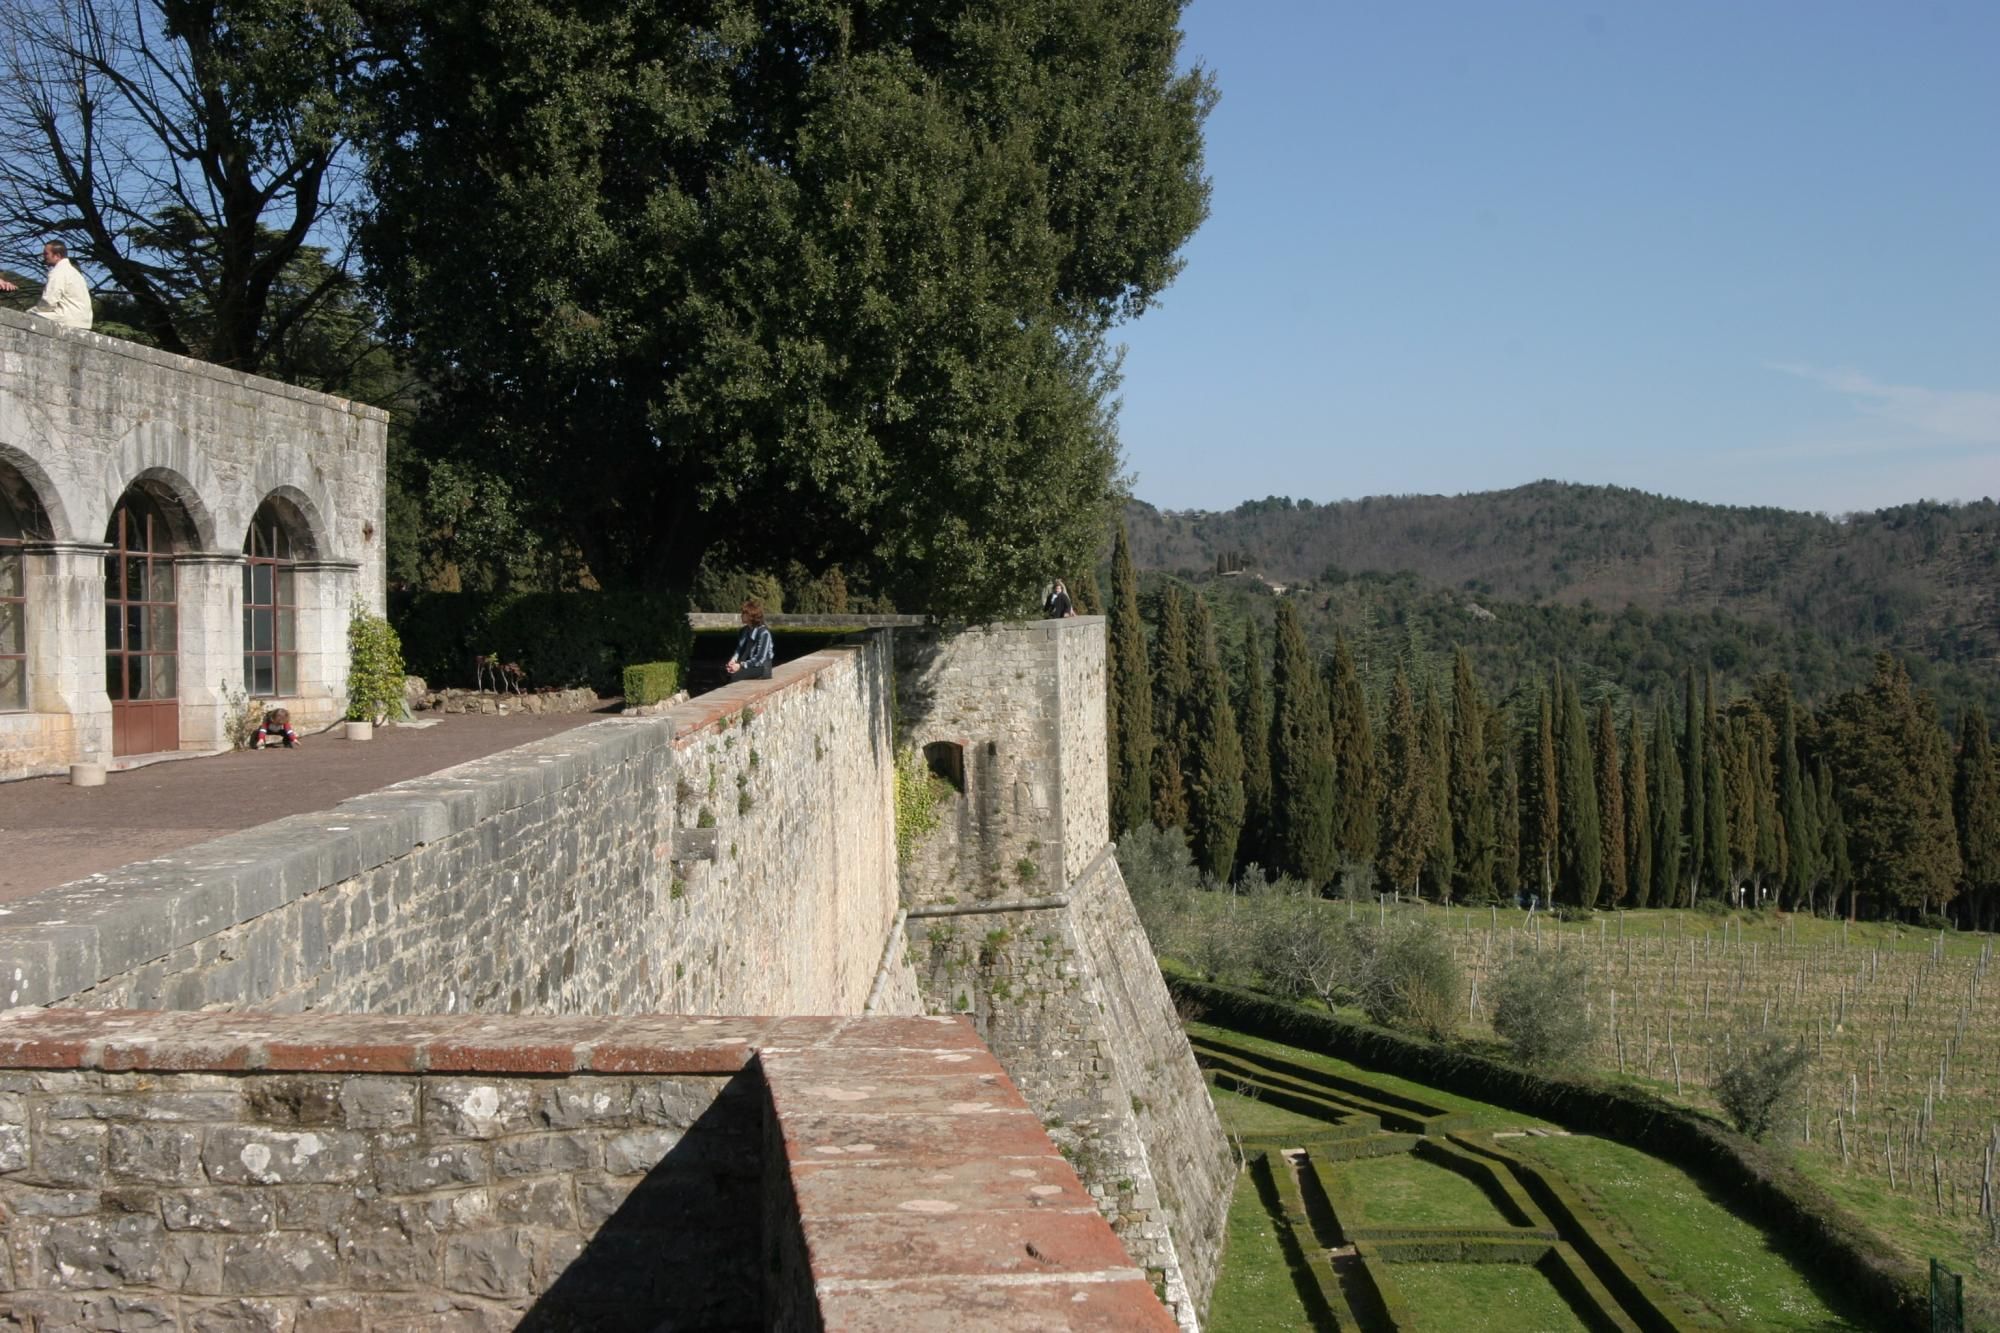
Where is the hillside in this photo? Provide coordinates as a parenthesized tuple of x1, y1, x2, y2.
(1122, 482, 2000, 721)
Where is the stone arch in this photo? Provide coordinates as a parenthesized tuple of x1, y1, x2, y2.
(245, 485, 326, 560)
(105, 421, 220, 550)
(114, 469, 209, 552)
(0, 443, 61, 541)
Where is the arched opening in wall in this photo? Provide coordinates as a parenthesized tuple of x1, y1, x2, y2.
(923, 741, 966, 795)
(242, 498, 305, 697)
(0, 470, 35, 712)
(104, 483, 190, 755)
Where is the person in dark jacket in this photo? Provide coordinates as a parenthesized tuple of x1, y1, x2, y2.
(725, 599, 775, 680)
(1044, 579, 1075, 619)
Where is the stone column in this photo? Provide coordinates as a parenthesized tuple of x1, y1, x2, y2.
(172, 551, 245, 751)
(293, 559, 362, 728)
(18, 539, 112, 767)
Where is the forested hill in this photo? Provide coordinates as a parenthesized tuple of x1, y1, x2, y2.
(1121, 482, 2000, 721)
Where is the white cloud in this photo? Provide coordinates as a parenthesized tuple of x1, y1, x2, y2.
(1769, 362, 2000, 446)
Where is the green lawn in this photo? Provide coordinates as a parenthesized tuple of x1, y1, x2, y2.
(1325, 1153, 1514, 1230)
(1508, 1134, 1867, 1330)
(1386, 1262, 1591, 1333)
(1210, 1084, 1344, 1141)
(1207, 1164, 1327, 1333)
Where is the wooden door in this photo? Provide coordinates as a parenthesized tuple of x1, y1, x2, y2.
(105, 495, 178, 756)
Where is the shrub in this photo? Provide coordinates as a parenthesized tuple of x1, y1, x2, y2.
(1252, 891, 1353, 1010)
(1351, 917, 1461, 1040)
(391, 589, 692, 694)
(622, 661, 681, 706)
(1692, 896, 1733, 918)
(1491, 948, 1599, 1071)
(345, 614, 406, 724)
(1711, 1033, 1811, 1142)
(894, 745, 950, 860)
(1116, 825, 1201, 955)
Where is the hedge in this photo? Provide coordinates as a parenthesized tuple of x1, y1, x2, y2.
(621, 661, 681, 706)
(391, 589, 693, 696)
(1170, 974, 1930, 1330)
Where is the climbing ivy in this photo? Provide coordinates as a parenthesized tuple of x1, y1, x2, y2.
(895, 746, 950, 861)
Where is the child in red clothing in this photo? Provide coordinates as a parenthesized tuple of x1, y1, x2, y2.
(253, 708, 301, 749)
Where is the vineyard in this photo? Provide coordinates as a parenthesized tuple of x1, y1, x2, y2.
(1427, 903, 2000, 1292)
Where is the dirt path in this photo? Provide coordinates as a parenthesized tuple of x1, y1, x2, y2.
(0, 711, 607, 903)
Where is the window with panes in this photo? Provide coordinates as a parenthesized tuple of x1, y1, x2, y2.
(242, 501, 299, 696)
(0, 487, 24, 711)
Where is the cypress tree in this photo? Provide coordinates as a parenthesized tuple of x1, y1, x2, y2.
(1822, 655, 1961, 916)
(1149, 585, 1192, 830)
(1379, 666, 1433, 895)
(1106, 521, 1152, 836)
(1651, 700, 1685, 905)
(1750, 709, 1782, 902)
(1776, 684, 1817, 910)
(1449, 648, 1494, 902)
(1493, 718, 1522, 899)
(1955, 706, 2000, 931)
(1817, 763, 1852, 918)
(1683, 668, 1705, 905)
(1327, 633, 1379, 866)
(1420, 677, 1454, 902)
(1183, 594, 1246, 881)
(1701, 671, 1730, 900)
(1236, 619, 1274, 875)
(1724, 711, 1758, 898)
(1523, 686, 1560, 903)
(1596, 698, 1627, 906)
(1555, 670, 1603, 908)
(1072, 568, 1104, 615)
(1269, 599, 1338, 887)
(1625, 707, 1652, 908)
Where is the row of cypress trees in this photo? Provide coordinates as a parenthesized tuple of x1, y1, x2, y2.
(1101, 523, 2000, 922)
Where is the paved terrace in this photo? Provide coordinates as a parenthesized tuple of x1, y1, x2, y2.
(0, 713, 603, 904)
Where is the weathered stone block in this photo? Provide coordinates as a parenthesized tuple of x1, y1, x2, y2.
(160, 1189, 275, 1233)
(203, 1128, 367, 1185)
(221, 1234, 340, 1294)
(441, 1230, 533, 1299)
(107, 1123, 205, 1185)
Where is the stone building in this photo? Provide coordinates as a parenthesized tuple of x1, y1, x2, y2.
(0, 307, 387, 781)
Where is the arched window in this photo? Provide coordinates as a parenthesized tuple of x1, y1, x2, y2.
(923, 741, 966, 795)
(0, 484, 24, 711)
(242, 500, 299, 696)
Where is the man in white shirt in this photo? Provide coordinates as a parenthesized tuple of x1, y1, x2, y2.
(0, 241, 92, 331)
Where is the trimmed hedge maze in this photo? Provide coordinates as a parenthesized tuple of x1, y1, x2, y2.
(1195, 1030, 1691, 1332)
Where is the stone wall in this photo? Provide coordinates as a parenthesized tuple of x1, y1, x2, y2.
(0, 1010, 1174, 1330)
(906, 852, 1234, 1330)
(0, 307, 388, 777)
(0, 643, 915, 1020)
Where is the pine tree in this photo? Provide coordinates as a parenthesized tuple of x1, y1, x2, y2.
(1236, 619, 1274, 875)
(1625, 707, 1652, 908)
(1379, 666, 1433, 895)
(1776, 683, 1818, 911)
(1701, 671, 1730, 899)
(1269, 599, 1338, 887)
(1327, 633, 1379, 867)
(1449, 647, 1495, 902)
(1182, 595, 1246, 881)
(1955, 706, 2000, 930)
(1420, 677, 1455, 902)
(1651, 700, 1685, 906)
(1683, 668, 1706, 905)
(1596, 698, 1627, 906)
(1555, 670, 1603, 908)
(1149, 585, 1192, 830)
(1106, 521, 1152, 836)
(1523, 687, 1560, 903)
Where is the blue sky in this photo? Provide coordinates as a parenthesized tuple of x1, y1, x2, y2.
(1114, 2, 2000, 516)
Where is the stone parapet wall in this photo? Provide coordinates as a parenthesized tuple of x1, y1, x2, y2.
(0, 1010, 1173, 1330)
(907, 850, 1234, 1329)
(0, 642, 913, 1019)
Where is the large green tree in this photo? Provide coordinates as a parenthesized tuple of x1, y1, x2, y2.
(1821, 654, 1961, 915)
(1107, 521, 1153, 836)
(1956, 706, 2000, 929)
(362, 0, 1212, 610)
(1183, 594, 1245, 880)
(1270, 599, 1338, 886)
(1237, 618, 1274, 874)
(1150, 585, 1193, 830)
(1595, 698, 1627, 906)
(1701, 671, 1731, 899)
(1683, 668, 1706, 905)
(1523, 688, 1560, 902)
(1327, 632, 1379, 866)
(1625, 707, 1652, 908)
(1379, 666, 1433, 896)
(1555, 670, 1603, 908)
(1419, 677, 1454, 901)
(1448, 648, 1494, 902)
(1650, 700, 1685, 905)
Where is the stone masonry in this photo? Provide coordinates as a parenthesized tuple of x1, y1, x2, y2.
(0, 1010, 1175, 1330)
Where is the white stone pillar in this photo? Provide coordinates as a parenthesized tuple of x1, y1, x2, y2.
(294, 559, 361, 727)
(172, 551, 245, 751)
(19, 539, 112, 765)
